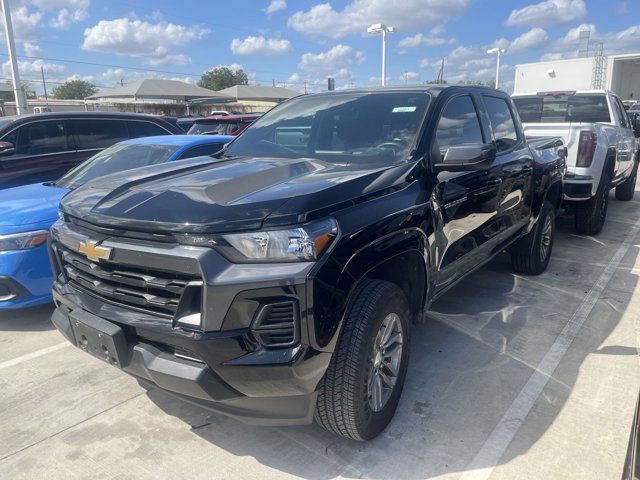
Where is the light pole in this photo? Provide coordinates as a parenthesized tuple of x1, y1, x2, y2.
(367, 23, 396, 87)
(1, 0, 26, 114)
(486, 47, 506, 89)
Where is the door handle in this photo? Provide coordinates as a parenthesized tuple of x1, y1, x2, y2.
(486, 178, 502, 187)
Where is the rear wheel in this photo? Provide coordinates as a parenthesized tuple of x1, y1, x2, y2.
(574, 169, 611, 235)
(510, 200, 555, 275)
(615, 158, 638, 201)
(315, 279, 410, 441)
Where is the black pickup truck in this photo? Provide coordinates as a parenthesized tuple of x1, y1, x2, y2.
(49, 86, 565, 440)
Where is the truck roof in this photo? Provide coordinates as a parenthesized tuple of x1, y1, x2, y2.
(512, 89, 612, 97)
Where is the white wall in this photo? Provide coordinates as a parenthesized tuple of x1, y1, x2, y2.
(513, 57, 594, 93)
(610, 59, 640, 100)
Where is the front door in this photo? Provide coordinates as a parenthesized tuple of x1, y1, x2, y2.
(429, 93, 503, 292)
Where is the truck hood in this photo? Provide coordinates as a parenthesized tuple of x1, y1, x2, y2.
(0, 182, 68, 228)
(60, 156, 415, 233)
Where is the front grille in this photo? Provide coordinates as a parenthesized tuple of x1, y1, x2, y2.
(252, 301, 299, 348)
(56, 243, 201, 318)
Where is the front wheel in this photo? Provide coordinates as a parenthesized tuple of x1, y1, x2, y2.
(315, 279, 410, 441)
(510, 200, 555, 275)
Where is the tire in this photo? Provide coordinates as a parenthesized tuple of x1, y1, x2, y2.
(615, 159, 638, 201)
(315, 279, 411, 441)
(510, 200, 555, 275)
(574, 169, 611, 235)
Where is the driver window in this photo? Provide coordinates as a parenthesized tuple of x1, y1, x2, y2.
(436, 95, 484, 154)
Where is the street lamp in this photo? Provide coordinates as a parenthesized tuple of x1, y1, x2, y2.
(367, 23, 396, 87)
(486, 47, 506, 89)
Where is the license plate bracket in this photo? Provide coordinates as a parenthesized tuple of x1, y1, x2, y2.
(69, 309, 129, 368)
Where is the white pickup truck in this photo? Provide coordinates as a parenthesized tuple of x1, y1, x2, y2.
(512, 90, 639, 235)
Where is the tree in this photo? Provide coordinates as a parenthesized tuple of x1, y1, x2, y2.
(51, 80, 98, 99)
(0, 81, 33, 101)
(198, 67, 248, 91)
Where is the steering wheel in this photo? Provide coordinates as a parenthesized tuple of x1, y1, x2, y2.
(374, 140, 404, 155)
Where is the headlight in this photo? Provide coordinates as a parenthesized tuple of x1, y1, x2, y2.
(0, 230, 49, 252)
(175, 218, 338, 263)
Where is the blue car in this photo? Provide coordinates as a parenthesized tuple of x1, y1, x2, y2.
(0, 134, 233, 309)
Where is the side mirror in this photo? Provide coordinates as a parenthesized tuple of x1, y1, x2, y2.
(0, 141, 14, 156)
(434, 144, 497, 172)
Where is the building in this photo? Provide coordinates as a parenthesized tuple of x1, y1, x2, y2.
(513, 52, 640, 101)
(85, 79, 233, 116)
(218, 85, 301, 112)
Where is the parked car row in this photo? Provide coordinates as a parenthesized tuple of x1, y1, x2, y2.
(2, 85, 638, 442)
(0, 111, 260, 190)
(0, 135, 232, 308)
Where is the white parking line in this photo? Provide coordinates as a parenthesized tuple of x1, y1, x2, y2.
(0, 342, 70, 371)
(460, 216, 640, 480)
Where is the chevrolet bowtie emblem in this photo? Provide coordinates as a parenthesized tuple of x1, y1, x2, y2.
(78, 240, 112, 262)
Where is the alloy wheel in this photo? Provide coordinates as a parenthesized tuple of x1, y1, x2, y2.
(367, 312, 403, 412)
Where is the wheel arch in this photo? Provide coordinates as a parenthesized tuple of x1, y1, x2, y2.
(310, 229, 431, 351)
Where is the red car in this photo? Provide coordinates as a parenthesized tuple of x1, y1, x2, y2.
(187, 114, 261, 136)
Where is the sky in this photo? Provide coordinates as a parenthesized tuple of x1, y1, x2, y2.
(3, 0, 640, 95)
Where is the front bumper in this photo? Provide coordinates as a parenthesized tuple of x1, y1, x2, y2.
(49, 220, 332, 425)
(51, 289, 328, 425)
(0, 245, 54, 309)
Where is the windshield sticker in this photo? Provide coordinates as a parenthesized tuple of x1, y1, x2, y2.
(392, 106, 417, 113)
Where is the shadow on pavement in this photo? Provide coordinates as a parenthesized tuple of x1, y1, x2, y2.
(0, 303, 55, 331)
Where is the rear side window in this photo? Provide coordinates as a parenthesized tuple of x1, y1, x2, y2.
(70, 119, 128, 149)
(483, 96, 518, 152)
(512, 95, 611, 123)
(435, 95, 484, 152)
(175, 143, 226, 159)
(127, 121, 169, 138)
(16, 121, 68, 155)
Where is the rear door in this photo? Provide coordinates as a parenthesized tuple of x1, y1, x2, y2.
(480, 94, 534, 243)
(611, 95, 636, 179)
(0, 119, 81, 188)
(67, 118, 128, 158)
(429, 92, 502, 291)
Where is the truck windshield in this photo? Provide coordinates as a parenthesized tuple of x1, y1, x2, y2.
(56, 143, 180, 189)
(223, 92, 429, 164)
(513, 94, 611, 123)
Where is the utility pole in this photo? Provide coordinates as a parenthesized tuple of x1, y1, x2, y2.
(304, 80, 308, 94)
(120, 78, 124, 86)
(1, 0, 26, 114)
(40, 66, 48, 106)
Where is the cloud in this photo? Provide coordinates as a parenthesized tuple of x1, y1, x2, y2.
(50, 7, 87, 29)
(495, 27, 548, 54)
(288, 0, 469, 38)
(540, 23, 640, 60)
(264, 0, 286, 15)
(2, 59, 65, 78)
(23, 42, 42, 57)
(230, 36, 291, 55)
(506, 0, 586, 27)
(82, 17, 209, 66)
(398, 29, 456, 49)
(299, 44, 364, 73)
(31, 0, 89, 28)
(0, 6, 42, 42)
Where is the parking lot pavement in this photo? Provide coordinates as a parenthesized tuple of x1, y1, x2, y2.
(1, 194, 639, 480)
